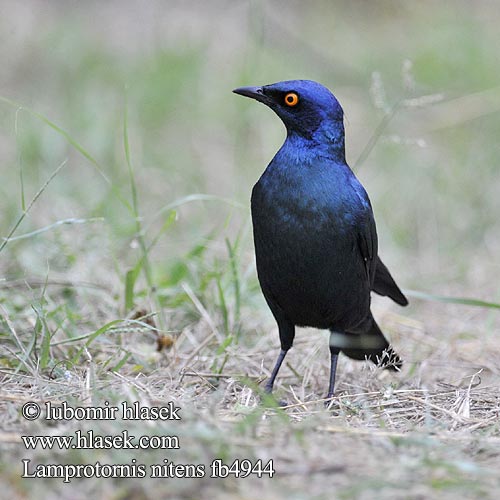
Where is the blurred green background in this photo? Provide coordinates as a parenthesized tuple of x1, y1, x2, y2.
(1, 0, 499, 329)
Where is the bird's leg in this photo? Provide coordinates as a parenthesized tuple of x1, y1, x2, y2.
(326, 333, 341, 400)
(326, 349, 340, 399)
(265, 349, 288, 394)
(263, 310, 295, 395)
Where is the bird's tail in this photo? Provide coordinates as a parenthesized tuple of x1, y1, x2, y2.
(368, 344, 403, 372)
(340, 314, 403, 371)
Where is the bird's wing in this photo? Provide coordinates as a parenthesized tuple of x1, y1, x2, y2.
(372, 257, 409, 306)
(356, 212, 378, 288)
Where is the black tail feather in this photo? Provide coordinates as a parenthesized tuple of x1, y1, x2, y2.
(340, 314, 403, 370)
(373, 257, 408, 306)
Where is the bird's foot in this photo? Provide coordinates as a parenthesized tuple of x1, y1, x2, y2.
(323, 393, 337, 409)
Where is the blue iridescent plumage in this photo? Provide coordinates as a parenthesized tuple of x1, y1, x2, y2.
(234, 80, 408, 399)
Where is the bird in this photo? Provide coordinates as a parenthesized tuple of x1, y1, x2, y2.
(233, 80, 408, 400)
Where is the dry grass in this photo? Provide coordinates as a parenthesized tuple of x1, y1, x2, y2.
(1, 288, 500, 499)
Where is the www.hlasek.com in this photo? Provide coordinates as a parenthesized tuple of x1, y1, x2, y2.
(20, 400, 275, 482)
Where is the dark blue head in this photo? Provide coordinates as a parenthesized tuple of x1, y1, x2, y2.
(233, 80, 344, 144)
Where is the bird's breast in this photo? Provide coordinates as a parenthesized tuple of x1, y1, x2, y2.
(251, 165, 359, 235)
(251, 170, 371, 329)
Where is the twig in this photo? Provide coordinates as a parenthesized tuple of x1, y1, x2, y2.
(406, 395, 465, 423)
(180, 371, 263, 380)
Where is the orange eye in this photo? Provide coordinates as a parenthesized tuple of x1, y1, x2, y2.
(284, 92, 299, 107)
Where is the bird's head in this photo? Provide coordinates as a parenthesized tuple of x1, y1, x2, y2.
(233, 80, 344, 142)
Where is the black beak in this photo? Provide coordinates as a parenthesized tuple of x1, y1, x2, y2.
(232, 86, 271, 105)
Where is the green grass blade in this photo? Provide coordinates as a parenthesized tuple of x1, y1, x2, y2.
(225, 238, 241, 327)
(146, 209, 177, 253)
(215, 272, 229, 336)
(0, 309, 35, 372)
(125, 258, 144, 312)
(354, 102, 401, 170)
(0, 94, 133, 213)
(71, 319, 124, 365)
(14, 108, 26, 211)
(404, 289, 500, 309)
(145, 194, 244, 233)
(110, 351, 132, 372)
(0, 159, 67, 253)
(39, 318, 52, 369)
(123, 93, 139, 220)
(4, 217, 104, 242)
(122, 95, 163, 325)
(0, 95, 105, 179)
